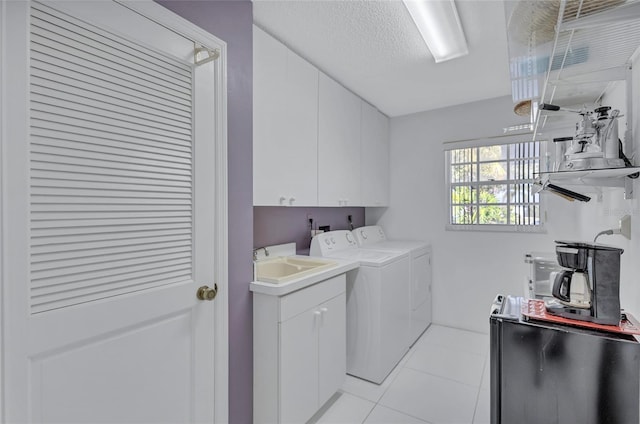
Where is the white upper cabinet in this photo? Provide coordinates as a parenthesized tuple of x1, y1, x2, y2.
(253, 27, 390, 207)
(253, 26, 319, 206)
(360, 102, 390, 207)
(318, 73, 362, 206)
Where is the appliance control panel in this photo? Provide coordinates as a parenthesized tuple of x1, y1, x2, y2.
(310, 230, 358, 256)
(353, 225, 387, 246)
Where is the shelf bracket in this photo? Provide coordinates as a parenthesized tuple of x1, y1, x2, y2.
(625, 177, 635, 200)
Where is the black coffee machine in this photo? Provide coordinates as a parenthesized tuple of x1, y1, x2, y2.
(546, 240, 624, 325)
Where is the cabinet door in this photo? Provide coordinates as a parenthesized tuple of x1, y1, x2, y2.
(281, 47, 319, 206)
(253, 27, 319, 206)
(318, 292, 347, 407)
(361, 102, 390, 206)
(253, 26, 286, 205)
(280, 308, 319, 423)
(318, 73, 362, 206)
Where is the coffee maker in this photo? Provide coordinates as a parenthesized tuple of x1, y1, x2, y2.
(545, 240, 624, 325)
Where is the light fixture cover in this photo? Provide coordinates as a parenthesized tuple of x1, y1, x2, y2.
(403, 0, 469, 63)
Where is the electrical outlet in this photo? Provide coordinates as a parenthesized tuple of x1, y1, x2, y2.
(619, 215, 631, 240)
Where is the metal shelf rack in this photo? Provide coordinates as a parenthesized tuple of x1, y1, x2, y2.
(506, 0, 640, 198)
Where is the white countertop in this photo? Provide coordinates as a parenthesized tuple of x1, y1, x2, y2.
(250, 255, 359, 296)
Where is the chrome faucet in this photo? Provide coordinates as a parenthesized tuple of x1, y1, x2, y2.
(253, 247, 269, 261)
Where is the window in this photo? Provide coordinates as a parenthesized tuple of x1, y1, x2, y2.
(447, 139, 542, 230)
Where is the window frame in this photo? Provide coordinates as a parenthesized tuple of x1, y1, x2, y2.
(444, 135, 547, 233)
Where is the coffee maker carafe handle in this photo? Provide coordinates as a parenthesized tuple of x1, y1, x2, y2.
(552, 270, 574, 302)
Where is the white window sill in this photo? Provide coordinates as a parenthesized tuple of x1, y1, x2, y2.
(445, 224, 547, 234)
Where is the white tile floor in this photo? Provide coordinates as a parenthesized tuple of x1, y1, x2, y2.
(311, 325, 490, 424)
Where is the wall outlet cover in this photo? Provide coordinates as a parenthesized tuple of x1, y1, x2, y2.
(620, 214, 631, 240)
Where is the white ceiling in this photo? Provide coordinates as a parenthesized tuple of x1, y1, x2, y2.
(253, 0, 513, 118)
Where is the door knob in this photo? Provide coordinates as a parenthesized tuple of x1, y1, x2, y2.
(197, 284, 218, 301)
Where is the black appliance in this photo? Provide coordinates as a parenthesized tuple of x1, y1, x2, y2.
(490, 295, 640, 424)
(548, 240, 624, 325)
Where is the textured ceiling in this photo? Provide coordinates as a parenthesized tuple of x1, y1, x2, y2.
(253, 0, 513, 117)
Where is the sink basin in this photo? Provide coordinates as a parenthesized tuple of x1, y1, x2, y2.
(255, 256, 336, 283)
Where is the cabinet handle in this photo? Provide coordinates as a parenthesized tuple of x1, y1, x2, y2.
(316, 308, 328, 325)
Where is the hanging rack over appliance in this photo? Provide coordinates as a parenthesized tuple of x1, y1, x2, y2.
(506, 0, 640, 199)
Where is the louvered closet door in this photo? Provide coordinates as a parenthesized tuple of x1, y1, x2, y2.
(3, 2, 218, 422)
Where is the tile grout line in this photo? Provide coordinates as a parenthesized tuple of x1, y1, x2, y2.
(320, 326, 490, 423)
(402, 344, 486, 390)
(471, 349, 491, 424)
(359, 404, 375, 424)
(414, 340, 489, 357)
(402, 365, 484, 390)
(368, 403, 434, 424)
(471, 356, 488, 424)
(340, 351, 408, 405)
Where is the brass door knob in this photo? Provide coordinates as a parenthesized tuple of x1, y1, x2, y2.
(197, 284, 218, 301)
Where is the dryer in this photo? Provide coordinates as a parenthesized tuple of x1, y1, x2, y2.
(352, 225, 432, 345)
(310, 230, 411, 384)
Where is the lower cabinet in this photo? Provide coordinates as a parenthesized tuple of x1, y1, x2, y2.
(254, 275, 346, 424)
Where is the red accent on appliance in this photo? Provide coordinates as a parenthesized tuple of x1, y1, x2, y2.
(522, 299, 640, 336)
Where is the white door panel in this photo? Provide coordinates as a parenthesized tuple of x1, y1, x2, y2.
(2, 1, 227, 422)
(29, 284, 194, 355)
(33, 311, 193, 423)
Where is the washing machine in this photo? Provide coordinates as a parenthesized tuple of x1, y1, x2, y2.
(310, 230, 411, 384)
(352, 225, 432, 345)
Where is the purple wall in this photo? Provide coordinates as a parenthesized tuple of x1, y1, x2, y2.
(254, 207, 365, 255)
(149, 4, 366, 422)
(155, 2, 254, 423)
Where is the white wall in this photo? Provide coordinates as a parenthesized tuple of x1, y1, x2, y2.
(372, 95, 586, 334)
(565, 63, 640, 320)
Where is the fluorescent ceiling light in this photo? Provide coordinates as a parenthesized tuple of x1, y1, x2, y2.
(403, 0, 469, 63)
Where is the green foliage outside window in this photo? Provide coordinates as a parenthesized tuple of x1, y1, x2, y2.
(449, 143, 540, 226)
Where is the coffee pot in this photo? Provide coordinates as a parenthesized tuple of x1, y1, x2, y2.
(546, 241, 624, 325)
(551, 270, 591, 309)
